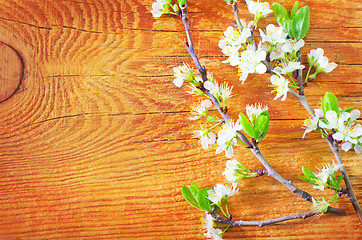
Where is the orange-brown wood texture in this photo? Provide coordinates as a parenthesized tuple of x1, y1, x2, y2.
(0, 0, 361, 239)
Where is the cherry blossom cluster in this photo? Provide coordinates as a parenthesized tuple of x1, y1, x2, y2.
(303, 93, 362, 154)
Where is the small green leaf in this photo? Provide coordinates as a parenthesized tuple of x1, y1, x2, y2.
(207, 117, 222, 123)
(321, 92, 339, 115)
(239, 113, 255, 138)
(302, 166, 317, 180)
(172, 4, 179, 12)
(298, 175, 314, 183)
(290, 1, 299, 19)
(272, 2, 292, 35)
(337, 175, 344, 185)
(331, 194, 339, 203)
(290, 6, 310, 39)
(181, 186, 200, 209)
(253, 112, 269, 141)
(340, 107, 353, 114)
(190, 182, 200, 197)
(197, 188, 212, 211)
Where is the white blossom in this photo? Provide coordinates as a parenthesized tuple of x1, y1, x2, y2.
(220, 82, 233, 101)
(216, 121, 242, 158)
(222, 159, 242, 183)
(207, 184, 239, 205)
(318, 110, 339, 129)
(313, 162, 341, 191)
(303, 115, 320, 138)
(173, 63, 193, 87)
(269, 42, 286, 61)
(316, 56, 337, 73)
(246, 103, 268, 124)
(238, 49, 267, 83)
(259, 24, 288, 45)
(202, 214, 224, 240)
(312, 197, 330, 215)
(274, 61, 305, 75)
(245, 0, 273, 18)
(308, 48, 337, 73)
(282, 39, 305, 54)
(194, 128, 216, 150)
(307, 48, 324, 65)
(151, 0, 168, 18)
(270, 74, 289, 101)
(189, 99, 212, 120)
(219, 26, 251, 66)
(204, 80, 220, 96)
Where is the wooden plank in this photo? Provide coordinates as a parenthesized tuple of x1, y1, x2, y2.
(0, 0, 361, 239)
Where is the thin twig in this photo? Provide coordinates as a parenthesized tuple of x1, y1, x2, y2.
(179, 0, 345, 216)
(296, 50, 305, 95)
(211, 211, 317, 227)
(230, 1, 243, 31)
(325, 137, 362, 222)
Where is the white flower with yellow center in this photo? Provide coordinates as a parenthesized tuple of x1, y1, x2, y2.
(194, 128, 216, 150)
(302, 110, 323, 138)
(259, 24, 288, 45)
(274, 61, 305, 75)
(189, 99, 212, 121)
(270, 74, 289, 101)
(245, 0, 273, 18)
(238, 49, 267, 83)
(219, 26, 251, 66)
(151, 0, 168, 18)
(282, 39, 305, 54)
(207, 184, 239, 205)
(312, 197, 330, 215)
(308, 48, 337, 73)
(216, 120, 242, 158)
(313, 162, 341, 191)
(173, 63, 193, 87)
(246, 103, 268, 124)
(220, 82, 233, 101)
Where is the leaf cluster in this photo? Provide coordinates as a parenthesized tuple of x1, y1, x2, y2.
(272, 1, 310, 39)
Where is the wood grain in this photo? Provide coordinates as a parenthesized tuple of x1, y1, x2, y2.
(0, 0, 361, 239)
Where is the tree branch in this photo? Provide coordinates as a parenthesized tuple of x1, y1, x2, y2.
(325, 137, 362, 222)
(178, 0, 346, 216)
(211, 211, 317, 227)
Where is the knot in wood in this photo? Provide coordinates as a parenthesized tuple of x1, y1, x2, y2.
(0, 42, 24, 103)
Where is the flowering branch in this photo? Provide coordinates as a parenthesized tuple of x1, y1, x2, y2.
(178, 0, 345, 217)
(289, 79, 362, 223)
(325, 137, 362, 222)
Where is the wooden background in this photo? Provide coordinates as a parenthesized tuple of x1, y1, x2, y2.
(0, 0, 361, 239)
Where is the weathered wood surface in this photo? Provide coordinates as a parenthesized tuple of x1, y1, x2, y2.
(0, 0, 361, 239)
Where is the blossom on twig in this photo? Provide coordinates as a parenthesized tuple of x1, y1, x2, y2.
(270, 74, 289, 101)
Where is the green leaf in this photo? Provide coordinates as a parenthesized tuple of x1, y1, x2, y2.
(253, 112, 269, 141)
(207, 117, 222, 123)
(290, 1, 299, 19)
(239, 113, 255, 138)
(340, 107, 353, 114)
(302, 166, 317, 180)
(290, 6, 310, 39)
(190, 182, 200, 197)
(272, 2, 292, 35)
(321, 92, 339, 115)
(181, 186, 200, 209)
(331, 194, 339, 203)
(298, 175, 313, 183)
(337, 175, 344, 185)
(196, 188, 212, 211)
